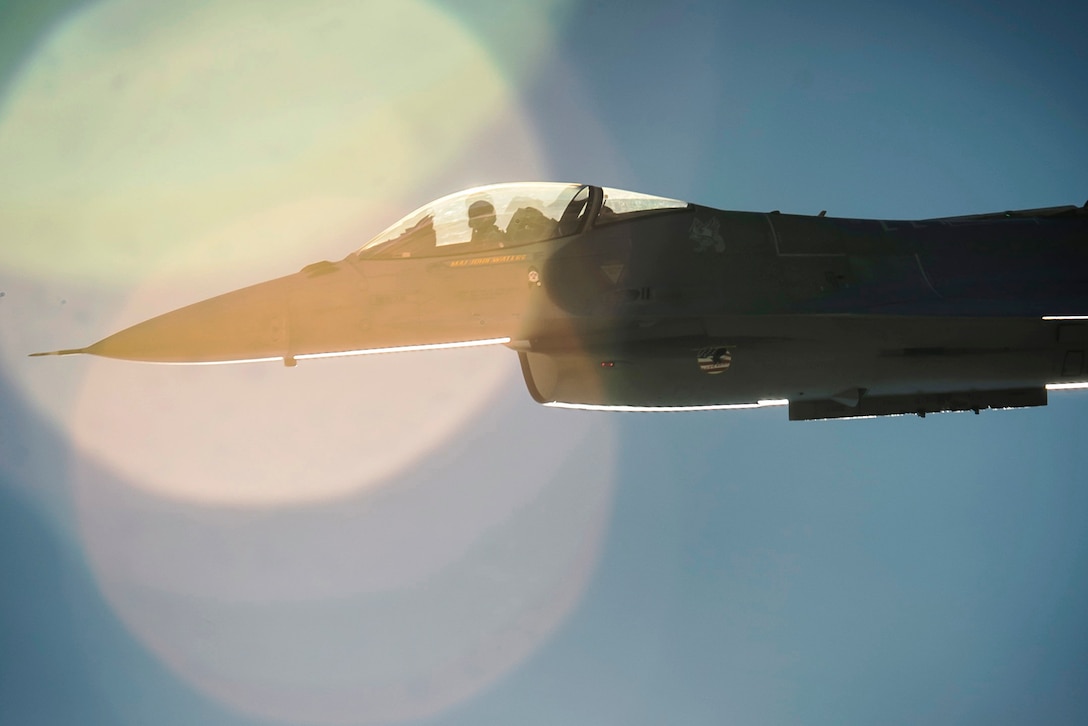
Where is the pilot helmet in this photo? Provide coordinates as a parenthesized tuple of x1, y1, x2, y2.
(468, 199, 496, 222)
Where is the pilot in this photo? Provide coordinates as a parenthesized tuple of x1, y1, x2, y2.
(467, 199, 506, 249)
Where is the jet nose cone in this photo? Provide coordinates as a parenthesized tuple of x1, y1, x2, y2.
(86, 279, 290, 364)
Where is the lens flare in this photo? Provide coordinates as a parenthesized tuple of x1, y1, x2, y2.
(74, 392, 616, 725)
(0, 1, 622, 724)
(0, 0, 550, 285)
(0, 0, 556, 440)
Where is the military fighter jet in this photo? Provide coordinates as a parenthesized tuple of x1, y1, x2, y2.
(32, 182, 1088, 420)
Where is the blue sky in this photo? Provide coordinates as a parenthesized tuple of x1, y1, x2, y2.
(2, 1, 1087, 724)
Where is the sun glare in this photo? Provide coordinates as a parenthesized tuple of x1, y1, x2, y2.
(0, 1, 618, 724)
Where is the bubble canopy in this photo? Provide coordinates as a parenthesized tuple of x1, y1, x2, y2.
(356, 183, 689, 259)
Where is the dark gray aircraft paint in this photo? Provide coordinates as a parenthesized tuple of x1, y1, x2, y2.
(33, 183, 1088, 420)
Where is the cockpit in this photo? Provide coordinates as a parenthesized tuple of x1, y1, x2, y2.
(356, 183, 688, 260)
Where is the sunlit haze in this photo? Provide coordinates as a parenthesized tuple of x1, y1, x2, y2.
(2, 1, 1087, 726)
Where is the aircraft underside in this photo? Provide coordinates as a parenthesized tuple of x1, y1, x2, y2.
(518, 314, 1085, 420)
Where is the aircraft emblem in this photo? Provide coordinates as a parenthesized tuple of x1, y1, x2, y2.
(690, 217, 725, 253)
(696, 346, 732, 374)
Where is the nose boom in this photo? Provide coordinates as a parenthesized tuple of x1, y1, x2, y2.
(33, 279, 290, 364)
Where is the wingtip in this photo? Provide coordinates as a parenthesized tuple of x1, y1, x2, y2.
(28, 348, 86, 358)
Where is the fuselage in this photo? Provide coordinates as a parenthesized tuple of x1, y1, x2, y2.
(44, 183, 1088, 418)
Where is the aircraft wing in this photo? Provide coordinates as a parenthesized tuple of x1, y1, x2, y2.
(923, 202, 1087, 223)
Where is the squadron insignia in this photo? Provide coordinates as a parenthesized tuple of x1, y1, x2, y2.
(690, 217, 725, 253)
(697, 346, 732, 374)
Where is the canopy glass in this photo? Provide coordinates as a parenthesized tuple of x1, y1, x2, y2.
(357, 183, 688, 259)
